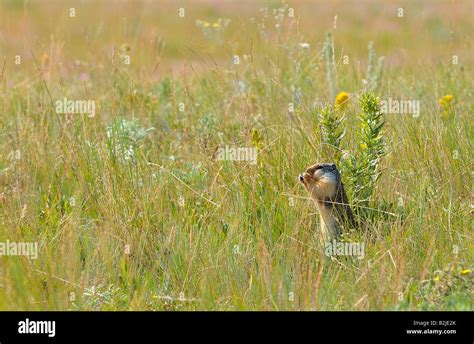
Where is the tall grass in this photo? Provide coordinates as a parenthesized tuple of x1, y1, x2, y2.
(0, 0, 472, 311)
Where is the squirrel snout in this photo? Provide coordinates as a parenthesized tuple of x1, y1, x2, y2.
(299, 173, 305, 182)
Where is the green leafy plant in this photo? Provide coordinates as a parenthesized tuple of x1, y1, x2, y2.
(343, 92, 386, 208)
(105, 118, 154, 164)
(318, 105, 345, 163)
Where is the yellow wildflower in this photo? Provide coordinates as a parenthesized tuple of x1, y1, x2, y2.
(438, 94, 453, 106)
(204, 21, 210, 28)
(213, 22, 220, 29)
(434, 275, 441, 282)
(460, 269, 471, 275)
(439, 94, 455, 121)
(335, 92, 350, 109)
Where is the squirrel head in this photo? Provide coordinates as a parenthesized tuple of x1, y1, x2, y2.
(299, 163, 341, 201)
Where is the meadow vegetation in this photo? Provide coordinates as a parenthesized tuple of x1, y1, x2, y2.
(0, 0, 472, 310)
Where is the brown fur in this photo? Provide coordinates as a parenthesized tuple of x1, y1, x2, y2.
(299, 163, 357, 239)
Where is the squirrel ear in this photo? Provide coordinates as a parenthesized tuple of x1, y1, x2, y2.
(331, 163, 336, 169)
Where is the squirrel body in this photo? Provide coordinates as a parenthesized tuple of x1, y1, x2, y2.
(299, 163, 357, 239)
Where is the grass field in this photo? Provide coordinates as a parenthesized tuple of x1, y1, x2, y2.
(0, 0, 472, 310)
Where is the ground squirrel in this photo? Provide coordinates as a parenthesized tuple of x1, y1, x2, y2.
(299, 163, 357, 239)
